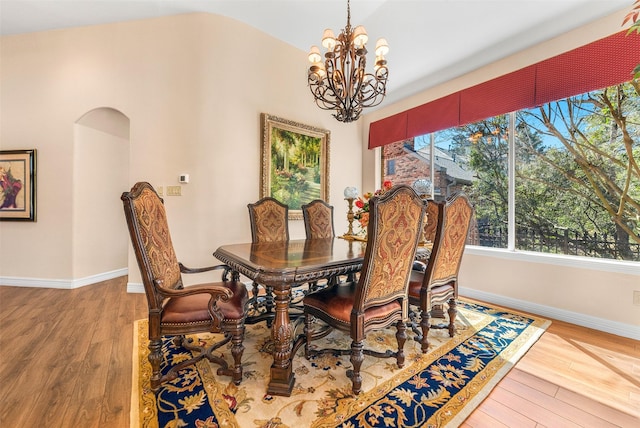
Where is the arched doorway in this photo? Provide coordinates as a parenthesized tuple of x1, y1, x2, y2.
(73, 107, 130, 281)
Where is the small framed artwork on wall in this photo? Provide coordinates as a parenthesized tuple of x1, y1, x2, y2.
(0, 149, 37, 221)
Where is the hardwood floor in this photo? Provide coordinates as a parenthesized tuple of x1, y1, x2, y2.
(1, 278, 638, 427)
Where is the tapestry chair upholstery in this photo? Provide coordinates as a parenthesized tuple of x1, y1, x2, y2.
(247, 197, 289, 324)
(409, 192, 474, 353)
(422, 198, 440, 243)
(303, 185, 426, 395)
(248, 197, 289, 243)
(122, 182, 248, 391)
(301, 199, 341, 289)
(301, 199, 335, 239)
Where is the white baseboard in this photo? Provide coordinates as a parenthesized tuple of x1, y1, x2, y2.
(460, 286, 640, 340)
(0, 268, 128, 289)
(127, 282, 144, 293)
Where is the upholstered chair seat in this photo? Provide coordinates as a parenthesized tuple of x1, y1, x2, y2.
(304, 282, 403, 329)
(161, 280, 248, 325)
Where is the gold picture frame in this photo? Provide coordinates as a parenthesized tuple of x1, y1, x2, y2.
(260, 113, 330, 220)
(0, 149, 37, 221)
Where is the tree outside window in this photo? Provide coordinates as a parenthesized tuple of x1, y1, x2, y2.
(382, 81, 640, 261)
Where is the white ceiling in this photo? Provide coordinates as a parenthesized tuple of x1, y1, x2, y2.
(0, 0, 631, 104)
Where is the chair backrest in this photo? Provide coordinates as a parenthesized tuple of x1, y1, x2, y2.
(121, 182, 182, 310)
(423, 199, 443, 243)
(353, 185, 426, 317)
(301, 199, 335, 239)
(247, 197, 289, 243)
(425, 192, 474, 292)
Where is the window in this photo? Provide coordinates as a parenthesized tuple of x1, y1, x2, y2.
(382, 82, 640, 261)
(387, 159, 395, 175)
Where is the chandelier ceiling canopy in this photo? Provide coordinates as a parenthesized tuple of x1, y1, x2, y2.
(307, 0, 389, 123)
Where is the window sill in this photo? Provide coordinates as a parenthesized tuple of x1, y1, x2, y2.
(464, 246, 640, 276)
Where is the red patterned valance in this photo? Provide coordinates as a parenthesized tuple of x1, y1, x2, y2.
(369, 31, 640, 149)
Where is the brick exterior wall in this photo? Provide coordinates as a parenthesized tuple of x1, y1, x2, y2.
(380, 138, 479, 245)
(382, 139, 451, 200)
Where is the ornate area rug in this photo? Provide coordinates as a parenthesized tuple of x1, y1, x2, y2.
(131, 299, 549, 428)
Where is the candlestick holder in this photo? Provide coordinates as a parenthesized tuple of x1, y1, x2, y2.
(413, 178, 432, 245)
(342, 186, 359, 240)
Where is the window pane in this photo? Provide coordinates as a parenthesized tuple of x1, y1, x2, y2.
(381, 120, 507, 248)
(439, 116, 509, 248)
(381, 138, 431, 188)
(516, 83, 640, 261)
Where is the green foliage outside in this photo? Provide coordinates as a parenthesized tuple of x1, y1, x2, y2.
(442, 81, 640, 260)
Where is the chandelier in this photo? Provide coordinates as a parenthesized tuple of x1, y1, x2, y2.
(307, 0, 389, 123)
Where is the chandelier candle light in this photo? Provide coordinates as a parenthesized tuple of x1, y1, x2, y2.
(307, 0, 389, 122)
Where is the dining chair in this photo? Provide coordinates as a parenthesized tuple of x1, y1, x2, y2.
(422, 198, 440, 243)
(303, 184, 426, 395)
(247, 197, 289, 323)
(301, 199, 335, 239)
(301, 199, 340, 289)
(248, 196, 289, 243)
(408, 192, 474, 353)
(413, 199, 446, 317)
(121, 182, 248, 391)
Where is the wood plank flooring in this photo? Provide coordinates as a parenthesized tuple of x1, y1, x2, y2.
(1, 278, 638, 427)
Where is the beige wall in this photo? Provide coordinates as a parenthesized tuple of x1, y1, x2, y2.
(361, 9, 640, 337)
(0, 13, 362, 285)
(0, 11, 637, 338)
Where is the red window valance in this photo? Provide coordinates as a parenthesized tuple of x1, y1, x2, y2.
(369, 30, 640, 149)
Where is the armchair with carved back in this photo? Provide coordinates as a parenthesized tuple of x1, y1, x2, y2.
(121, 182, 248, 391)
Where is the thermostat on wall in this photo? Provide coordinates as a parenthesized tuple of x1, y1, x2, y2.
(179, 174, 190, 183)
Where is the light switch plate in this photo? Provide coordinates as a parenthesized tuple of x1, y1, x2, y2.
(166, 186, 181, 196)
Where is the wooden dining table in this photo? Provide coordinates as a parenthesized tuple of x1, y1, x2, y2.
(213, 237, 431, 396)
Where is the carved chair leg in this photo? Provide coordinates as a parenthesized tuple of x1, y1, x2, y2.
(304, 312, 312, 359)
(251, 282, 260, 311)
(148, 338, 163, 391)
(229, 326, 245, 385)
(396, 320, 407, 368)
(420, 308, 431, 353)
(349, 340, 364, 395)
(447, 298, 457, 337)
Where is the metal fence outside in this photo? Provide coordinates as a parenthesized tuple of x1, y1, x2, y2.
(476, 223, 640, 261)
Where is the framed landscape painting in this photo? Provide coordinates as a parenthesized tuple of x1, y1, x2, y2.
(0, 149, 37, 221)
(260, 113, 330, 220)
